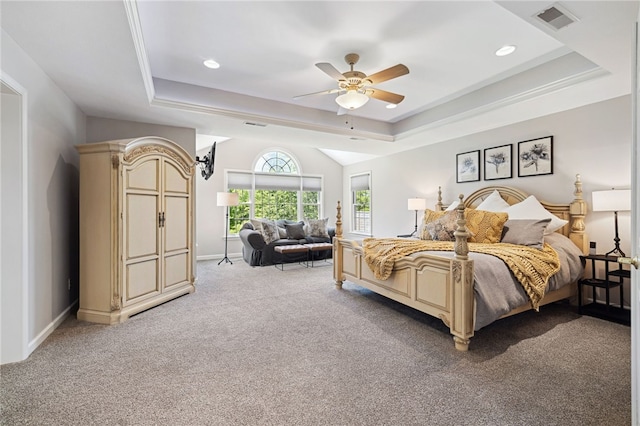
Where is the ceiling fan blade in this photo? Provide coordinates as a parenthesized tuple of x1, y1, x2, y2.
(293, 88, 340, 100)
(315, 62, 346, 81)
(367, 88, 405, 105)
(364, 64, 409, 85)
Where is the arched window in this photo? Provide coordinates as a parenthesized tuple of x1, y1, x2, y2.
(254, 151, 298, 174)
(225, 150, 322, 234)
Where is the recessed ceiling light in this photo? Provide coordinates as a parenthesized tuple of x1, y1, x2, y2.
(495, 45, 517, 57)
(203, 59, 220, 69)
(386, 104, 398, 109)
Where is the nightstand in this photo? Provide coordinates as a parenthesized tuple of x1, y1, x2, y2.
(578, 254, 630, 325)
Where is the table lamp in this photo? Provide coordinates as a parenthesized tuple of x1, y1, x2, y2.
(592, 189, 630, 257)
(217, 192, 240, 265)
(408, 197, 427, 236)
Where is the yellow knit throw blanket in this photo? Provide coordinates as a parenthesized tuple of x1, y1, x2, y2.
(362, 238, 560, 310)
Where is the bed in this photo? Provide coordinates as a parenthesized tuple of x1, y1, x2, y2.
(332, 175, 589, 351)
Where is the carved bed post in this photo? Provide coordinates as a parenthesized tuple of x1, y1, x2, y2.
(436, 186, 444, 211)
(451, 194, 474, 351)
(453, 194, 469, 260)
(569, 174, 589, 254)
(334, 201, 344, 288)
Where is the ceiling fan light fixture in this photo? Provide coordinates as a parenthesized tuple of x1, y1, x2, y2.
(335, 90, 369, 110)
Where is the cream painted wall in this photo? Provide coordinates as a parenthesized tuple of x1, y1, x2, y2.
(1, 29, 86, 361)
(86, 116, 196, 158)
(195, 138, 343, 260)
(343, 95, 632, 307)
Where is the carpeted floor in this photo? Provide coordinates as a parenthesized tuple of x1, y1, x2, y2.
(0, 258, 631, 425)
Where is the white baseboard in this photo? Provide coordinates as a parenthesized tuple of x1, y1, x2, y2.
(27, 299, 77, 356)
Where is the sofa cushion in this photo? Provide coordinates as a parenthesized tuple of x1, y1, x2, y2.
(285, 222, 306, 239)
(304, 218, 329, 238)
(277, 226, 287, 239)
(259, 220, 280, 244)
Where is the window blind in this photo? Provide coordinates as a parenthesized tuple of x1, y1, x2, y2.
(350, 173, 370, 191)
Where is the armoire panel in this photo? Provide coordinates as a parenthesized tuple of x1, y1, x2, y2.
(164, 196, 188, 252)
(164, 253, 189, 288)
(126, 193, 159, 259)
(126, 259, 159, 302)
(164, 161, 188, 194)
(127, 159, 159, 191)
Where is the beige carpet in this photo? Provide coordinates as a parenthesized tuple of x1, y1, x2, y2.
(1, 258, 631, 425)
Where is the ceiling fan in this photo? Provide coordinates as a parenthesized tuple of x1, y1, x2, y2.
(294, 53, 409, 113)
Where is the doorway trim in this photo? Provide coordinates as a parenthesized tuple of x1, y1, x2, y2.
(1, 71, 29, 364)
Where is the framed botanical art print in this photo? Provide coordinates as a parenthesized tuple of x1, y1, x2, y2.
(484, 144, 512, 180)
(456, 150, 480, 183)
(517, 136, 553, 177)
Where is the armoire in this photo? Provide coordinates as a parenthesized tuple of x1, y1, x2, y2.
(76, 136, 195, 324)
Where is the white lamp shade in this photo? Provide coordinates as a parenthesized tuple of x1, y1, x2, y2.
(592, 189, 631, 212)
(407, 198, 427, 211)
(335, 90, 369, 110)
(217, 192, 239, 207)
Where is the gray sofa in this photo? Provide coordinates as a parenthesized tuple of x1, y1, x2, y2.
(238, 219, 335, 266)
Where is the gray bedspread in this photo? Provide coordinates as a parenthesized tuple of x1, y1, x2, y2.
(414, 233, 585, 330)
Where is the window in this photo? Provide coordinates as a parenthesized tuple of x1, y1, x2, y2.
(350, 172, 371, 235)
(226, 151, 322, 234)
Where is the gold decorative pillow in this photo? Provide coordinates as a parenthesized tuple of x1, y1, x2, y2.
(465, 209, 509, 243)
(425, 209, 458, 241)
(419, 209, 447, 240)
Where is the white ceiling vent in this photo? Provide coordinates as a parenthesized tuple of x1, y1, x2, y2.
(535, 3, 579, 31)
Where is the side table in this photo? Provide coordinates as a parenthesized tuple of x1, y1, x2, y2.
(578, 254, 630, 325)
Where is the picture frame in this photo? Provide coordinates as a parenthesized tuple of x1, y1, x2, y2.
(484, 144, 512, 180)
(456, 150, 480, 183)
(517, 136, 553, 177)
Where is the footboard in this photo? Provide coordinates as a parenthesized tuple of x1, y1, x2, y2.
(332, 198, 475, 351)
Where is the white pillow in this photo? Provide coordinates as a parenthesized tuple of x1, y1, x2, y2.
(505, 195, 568, 235)
(445, 201, 461, 211)
(475, 190, 511, 212)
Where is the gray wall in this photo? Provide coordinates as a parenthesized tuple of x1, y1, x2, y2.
(1, 28, 86, 362)
(86, 116, 196, 157)
(195, 138, 343, 260)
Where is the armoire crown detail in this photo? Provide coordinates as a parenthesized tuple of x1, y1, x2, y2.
(124, 145, 193, 175)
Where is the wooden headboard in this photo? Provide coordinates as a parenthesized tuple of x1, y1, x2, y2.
(435, 174, 588, 254)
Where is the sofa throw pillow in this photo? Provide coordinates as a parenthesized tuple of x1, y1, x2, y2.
(285, 223, 306, 240)
(259, 220, 281, 245)
(505, 195, 568, 235)
(250, 218, 265, 233)
(419, 209, 447, 240)
(277, 226, 287, 239)
(304, 218, 329, 238)
(475, 190, 511, 212)
(465, 209, 509, 244)
(425, 209, 458, 241)
(501, 218, 551, 249)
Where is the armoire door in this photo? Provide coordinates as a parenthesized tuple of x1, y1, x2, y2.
(123, 157, 161, 305)
(162, 158, 192, 289)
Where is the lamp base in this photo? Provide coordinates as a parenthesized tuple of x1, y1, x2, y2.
(218, 256, 233, 265)
(605, 211, 626, 257)
(604, 246, 626, 258)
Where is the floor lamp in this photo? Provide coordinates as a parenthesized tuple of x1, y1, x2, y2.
(592, 189, 631, 257)
(217, 192, 239, 265)
(408, 197, 427, 237)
